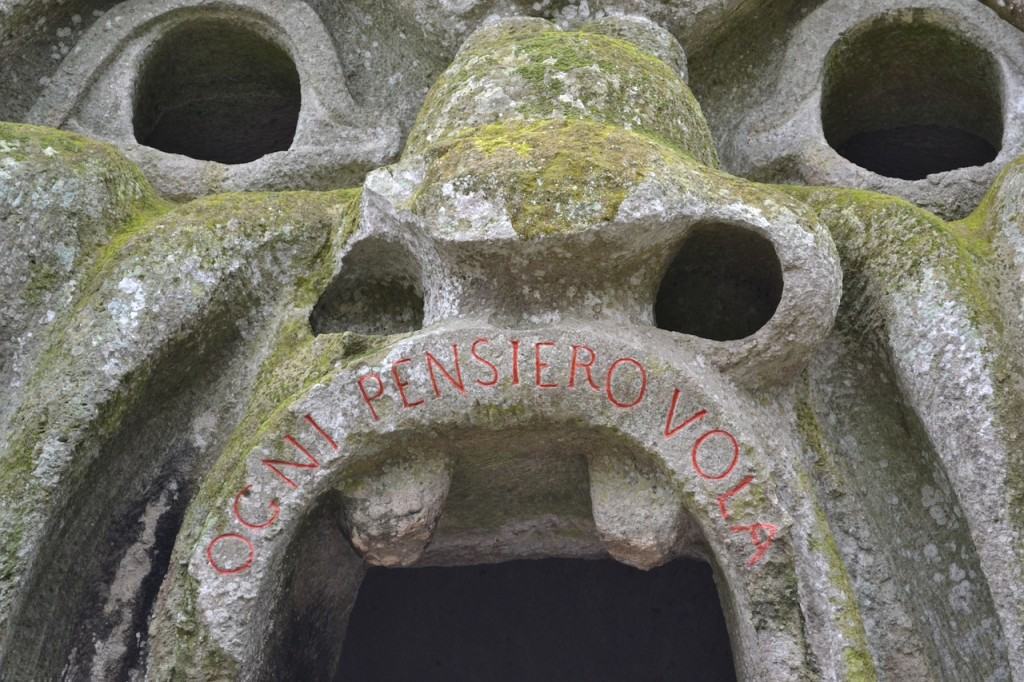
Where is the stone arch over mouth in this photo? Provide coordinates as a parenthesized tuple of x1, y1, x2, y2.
(254, 416, 742, 681)
(163, 326, 813, 680)
(205, 418, 757, 682)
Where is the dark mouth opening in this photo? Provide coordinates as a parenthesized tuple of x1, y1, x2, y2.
(338, 558, 737, 682)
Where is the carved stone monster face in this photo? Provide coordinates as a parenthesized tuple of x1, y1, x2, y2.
(1, 2, 1023, 681)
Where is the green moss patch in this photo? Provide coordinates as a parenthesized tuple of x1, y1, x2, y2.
(794, 394, 877, 681)
(413, 119, 673, 238)
(405, 29, 717, 166)
(783, 185, 999, 333)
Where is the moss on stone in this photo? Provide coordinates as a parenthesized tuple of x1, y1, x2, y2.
(787, 178, 1024, 553)
(166, 193, 372, 533)
(0, 125, 173, 628)
(0, 176, 366, 669)
(783, 185, 1000, 333)
(156, 569, 242, 681)
(795, 392, 846, 494)
(951, 157, 1024, 558)
(405, 28, 717, 166)
(155, 323, 402, 671)
(413, 119, 671, 238)
(948, 155, 1024, 267)
(795, 404, 875, 676)
(337, 187, 364, 245)
(413, 117, 820, 243)
(793, 395, 877, 681)
(808, 508, 878, 682)
(22, 261, 61, 306)
(0, 121, 97, 159)
(0, 121, 166, 224)
(132, 186, 374, 673)
(1, 121, 172, 327)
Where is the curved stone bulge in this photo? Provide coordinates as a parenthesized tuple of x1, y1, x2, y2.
(393, 0, 777, 57)
(0, 0, 757, 127)
(146, 321, 881, 681)
(785, 175, 1024, 678)
(982, 0, 1024, 30)
(380, 18, 839, 389)
(0, 123, 167, 437)
(24, 0, 401, 200)
(0, 160, 361, 679)
(404, 17, 717, 166)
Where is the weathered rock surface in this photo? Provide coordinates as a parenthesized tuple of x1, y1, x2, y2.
(0, 3, 1022, 681)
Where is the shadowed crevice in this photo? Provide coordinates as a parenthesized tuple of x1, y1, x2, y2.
(310, 238, 424, 336)
(338, 558, 737, 682)
(656, 223, 782, 341)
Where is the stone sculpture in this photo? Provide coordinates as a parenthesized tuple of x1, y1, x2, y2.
(0, 1, 1022, 679)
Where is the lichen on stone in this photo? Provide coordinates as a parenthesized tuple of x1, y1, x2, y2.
(405, 26, 718, 167)
(412, 118, 680, 238)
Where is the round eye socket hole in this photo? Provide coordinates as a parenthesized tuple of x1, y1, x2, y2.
(821, 12, 1003, 180)
(133, 19, 301, 165)
(655, 223, 783, 342)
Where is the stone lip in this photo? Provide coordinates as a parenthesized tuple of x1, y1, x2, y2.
(27, 0, 401, 200)
(178, 321, 809, 680)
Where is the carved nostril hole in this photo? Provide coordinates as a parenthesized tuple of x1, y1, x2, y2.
(821, 12, 1002, 180)
(655, 223, 783, 342)
(310, 238, 424, 336)
(133, 19, 301, 164)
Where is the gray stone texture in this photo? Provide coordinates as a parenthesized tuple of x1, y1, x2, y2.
(0, 2, 1022, 681)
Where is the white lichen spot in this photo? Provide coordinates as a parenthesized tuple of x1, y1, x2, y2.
(107, 276, 147, 335)
(437, 181, 517, 240)
(32, 438, 73, 487)
(191, 411, 219, 450)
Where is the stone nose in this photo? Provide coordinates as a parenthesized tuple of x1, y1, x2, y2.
(315, 16, 841, 386)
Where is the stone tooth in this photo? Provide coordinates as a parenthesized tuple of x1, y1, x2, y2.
(587, 452, 685, 570)
(337, 454, 452, 567)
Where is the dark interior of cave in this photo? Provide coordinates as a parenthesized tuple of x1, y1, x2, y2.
(338, 557, 737, 682)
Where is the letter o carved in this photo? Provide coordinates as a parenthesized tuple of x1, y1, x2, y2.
(691, 429, 740, 481)
(206, 533, 255, 575)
